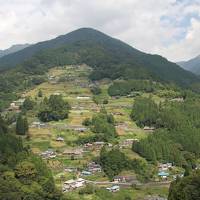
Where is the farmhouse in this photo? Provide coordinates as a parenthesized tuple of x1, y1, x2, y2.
(8, 103, 20, 111)
(53, 92, 61, 96)
(143, 126, 155, 132)
(158, 163, 173, 171)
(113, 175, 136, 183)
(56, 136, 64, 142)
(8, 98, 25, 111)
(76, 96, 91, 100)
(113, 112, 124, 116)
(93, 141, 105, 150)
(106, 185, 120, 192)
(170, 97, 184, 102)
(158, 171, 169, 179)
(64, 167, 78, 173)
(120, 138, 139, 148)
(81, 170, 92, 176)
(48, 75, 55, 80)
(40, 149, 56, 159)
(63, 178, 85, 192)
(83, 143, 93, 149)
(87, 162, 102, 173)
(63, 148, 83, 159)
(13, 98, 25, 106)
(31, 122, 47, 128)
(74, 127, 87, 132)
(173, 174, 184, 180)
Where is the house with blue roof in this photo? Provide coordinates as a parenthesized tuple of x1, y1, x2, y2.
(158, 171, 169, 179)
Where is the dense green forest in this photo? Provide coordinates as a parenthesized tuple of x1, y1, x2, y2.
(0, 117, 62, 200)
(130, 97, 160, 127)
(38, 95, 70, 122)
(99, 147, 154, 182)
(108, 80, 158, 96)
(168, 170, 200, 200)
(0, 69, 45, 110)
(132, 96, 200, 168)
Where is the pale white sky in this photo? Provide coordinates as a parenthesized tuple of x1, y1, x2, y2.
(0, 0, 200, 61)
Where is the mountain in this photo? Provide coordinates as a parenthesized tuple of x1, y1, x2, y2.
(0, 28, 199, 87)
(177, 55, 200, 75)
(0, 44, 30, 58)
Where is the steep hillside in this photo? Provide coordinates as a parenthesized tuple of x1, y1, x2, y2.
(177, 55, 200, 75)
(0, 44, 30, 58)
(0, 28, 199, 88)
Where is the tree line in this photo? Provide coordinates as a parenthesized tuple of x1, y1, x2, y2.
(131, 96, 200, 168)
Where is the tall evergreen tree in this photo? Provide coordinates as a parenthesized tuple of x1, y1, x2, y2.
(16, 114, 28, 135)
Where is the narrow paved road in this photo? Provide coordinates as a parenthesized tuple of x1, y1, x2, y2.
(85, 179, 171, 188)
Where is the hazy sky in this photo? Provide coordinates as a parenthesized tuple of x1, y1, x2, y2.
(0, 0, 200, 61)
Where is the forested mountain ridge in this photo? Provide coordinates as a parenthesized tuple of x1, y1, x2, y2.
(0, 44, 30, 58)
(177, 55, 200, 75)
(0, 28, 199, 88)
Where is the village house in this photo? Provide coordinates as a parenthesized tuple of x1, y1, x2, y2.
(8, 98, 25, 111)
(64, 167, 78, 173)
(81, 170, 92, 176)
(106, 185, 120, 192)
(119, 138, 139, 148)
(143, 126, 155, 132)
(74, 127, 87, 132)
(56, 136, 64, 142)
(48, 75, 55, 80)
(63, 178, 85, 192)
(76, 96, 91, 100)
(83, 142, 112, 151)
(112, 112, 124, 116)
(158, 163, 173, 171)
(195, 164, 200, 170)
(113, 175, 136, 183)
(8, 103, 20, 111)
(107, 143, 113, 148)
(93, 141, 105, 148)
(13, 98, 25, 106)
(116, 124, 128, 131)
(63, 148, 83, 159)
(53, 92, 61, 96)
(83, 143, 93, 151)
(64, 125, 87, 132)
(87, 162, 102, 173)
(170, 97, 184, 102)
(172, 174, 184, 180)
(31, 121, 47, 128)
(158, 171, 169, 180)
(48, 75, 58, 84)
(40, 149, 56, 159)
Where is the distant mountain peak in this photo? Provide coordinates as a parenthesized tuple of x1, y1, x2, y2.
(177, 54, 200, 75)
(0, 28, 199, 87)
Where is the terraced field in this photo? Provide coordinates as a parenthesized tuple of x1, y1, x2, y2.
(22, 65, 168, 199)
